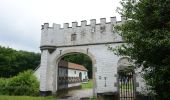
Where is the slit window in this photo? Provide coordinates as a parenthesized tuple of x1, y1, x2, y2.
(71, 34, 77, 41)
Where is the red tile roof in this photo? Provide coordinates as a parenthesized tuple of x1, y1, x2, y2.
(58, 60, 88, 71)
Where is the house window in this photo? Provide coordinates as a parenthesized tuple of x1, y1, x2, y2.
(84, 72, 86, 75)
(71, 33, 77, 41)
(75, 71, 76, 74)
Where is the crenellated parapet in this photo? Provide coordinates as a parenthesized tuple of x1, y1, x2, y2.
(41, 16, 125, 30)
(40, 16, 125, 49)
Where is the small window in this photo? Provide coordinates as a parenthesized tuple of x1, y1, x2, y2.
(75, 71, 76, 74)
(84, 72, 86, 74)
(71, 34, 77, 41)
(100, 26, 106, 33)
(91, 27, 95, 33)
(99, 76, 101, 79)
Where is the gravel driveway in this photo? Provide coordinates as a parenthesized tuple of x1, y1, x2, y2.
(58, 89, 93, 100)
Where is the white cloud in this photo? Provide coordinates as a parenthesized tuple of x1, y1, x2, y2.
(0, 0, 121, 52)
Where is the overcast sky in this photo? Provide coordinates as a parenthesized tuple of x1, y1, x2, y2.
(0, 0, 121, 53)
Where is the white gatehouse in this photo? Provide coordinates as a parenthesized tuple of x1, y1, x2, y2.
(38, 16, 146, 97)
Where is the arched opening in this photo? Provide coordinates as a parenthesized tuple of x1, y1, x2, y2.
(117, 57, 136, 100)
(55, 52, 95, 99)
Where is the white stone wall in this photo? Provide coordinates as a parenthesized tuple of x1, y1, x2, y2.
(40, 17, 124, 47)
(39, 50, 49, 91)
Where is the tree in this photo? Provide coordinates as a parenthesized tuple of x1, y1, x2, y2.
(115, 0, 170, 99)
(0, 46, 40, 77)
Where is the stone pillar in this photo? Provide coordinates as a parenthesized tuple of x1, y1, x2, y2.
(39, 49, 51, 96)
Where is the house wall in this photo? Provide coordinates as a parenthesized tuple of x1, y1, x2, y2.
(68, 69, 88, 80)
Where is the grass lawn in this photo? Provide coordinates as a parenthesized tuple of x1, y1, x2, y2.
(120, 83, 133, 91)
(81, 79, 93, 89)
(0, 95, 56, 100)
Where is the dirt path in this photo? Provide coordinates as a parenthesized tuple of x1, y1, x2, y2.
(57, 89, 93, 100)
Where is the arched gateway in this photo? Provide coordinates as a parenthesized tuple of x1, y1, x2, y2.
(38, 17, 145, 97)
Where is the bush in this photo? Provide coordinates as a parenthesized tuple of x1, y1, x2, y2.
(0, 70, 39, 96)
(0, 78, 9, 95)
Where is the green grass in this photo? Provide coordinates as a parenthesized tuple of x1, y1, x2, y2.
(0, 95, 56, 100)
(120, 83, 133, 91)
(81, 79, 93, 89)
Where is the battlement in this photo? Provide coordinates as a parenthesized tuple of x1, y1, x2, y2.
(41, 16, 125, 30)
(40, 16, 124, 48)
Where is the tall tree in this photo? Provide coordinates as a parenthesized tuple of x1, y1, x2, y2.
(0, 46, 40, 77)
(115, 0, 170, 99)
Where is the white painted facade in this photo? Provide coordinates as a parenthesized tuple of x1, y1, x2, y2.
(67, 69, 88, 81)
(57, 64, 88, 89)
(38, 16, 146, 95)
(58, 67, 88, 88)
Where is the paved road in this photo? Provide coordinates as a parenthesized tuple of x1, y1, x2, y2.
(58, 89, 93, 100)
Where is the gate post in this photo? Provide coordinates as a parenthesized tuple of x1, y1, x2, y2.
(39, 49, 51, 96)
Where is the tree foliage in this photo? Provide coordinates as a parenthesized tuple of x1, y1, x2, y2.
(115, 0, 170, 99)
(0, 46, 40, 77)
(62, 53, 92, 78)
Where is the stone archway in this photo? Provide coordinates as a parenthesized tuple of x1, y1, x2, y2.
(51, 49, 96, 96)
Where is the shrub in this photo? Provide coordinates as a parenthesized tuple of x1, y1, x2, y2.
(0, 78, 9, 95)
(0, 70, 39, 96)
